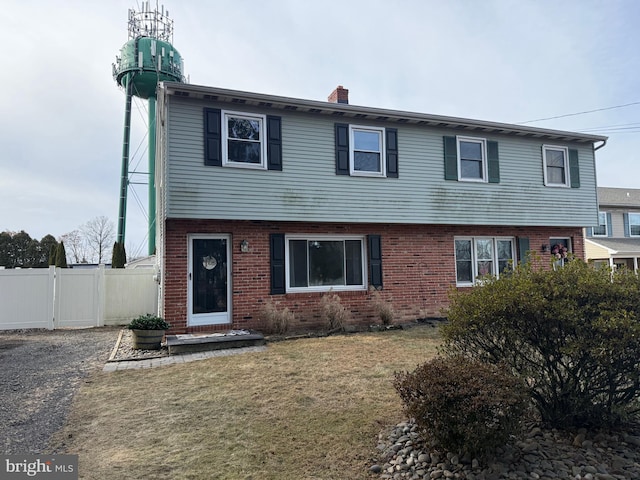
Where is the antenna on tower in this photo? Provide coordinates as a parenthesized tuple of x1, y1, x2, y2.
(112, 4, 185, 254)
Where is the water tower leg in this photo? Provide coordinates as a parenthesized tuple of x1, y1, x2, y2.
(148, 96, 157, 255)
(117, 81, 134, 245)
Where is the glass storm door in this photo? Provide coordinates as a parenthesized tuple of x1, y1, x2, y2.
(188, 235, 231, 326)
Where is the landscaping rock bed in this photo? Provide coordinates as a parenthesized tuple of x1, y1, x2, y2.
(107, 328, 169, 362)
(372, 420, 640, 479)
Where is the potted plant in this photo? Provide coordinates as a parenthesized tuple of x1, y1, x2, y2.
(127, 313, 171, 350)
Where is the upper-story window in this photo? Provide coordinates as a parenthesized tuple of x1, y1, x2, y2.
(443, 136, 499, 183)
(592, 212, 609, 236)
(455, 237, 514, 286)
(204, 108, 282, 171)
(629, 213, 640, 237)
(350, 126, 385, 176)
(335, 124, 398, 178)
(222, 111, 267, 169)
(542, 145, 570, 187)
(457, 136, 487, 182)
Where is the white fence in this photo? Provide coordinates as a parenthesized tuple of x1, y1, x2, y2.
(0, 266, 158, 330)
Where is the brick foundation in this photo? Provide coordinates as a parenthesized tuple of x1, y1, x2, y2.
(161, 219, 584, 334)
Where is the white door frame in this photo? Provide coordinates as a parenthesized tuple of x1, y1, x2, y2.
(187, 234, 232, 326)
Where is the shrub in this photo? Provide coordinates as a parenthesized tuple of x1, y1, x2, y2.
(394, 356, 529, 457)
(320, 292, 350, 331)
(128, 313, 171, 330)
(261, 298, 294, 335)
(370, 287, 394, 325)
(442, 259, 640, 428)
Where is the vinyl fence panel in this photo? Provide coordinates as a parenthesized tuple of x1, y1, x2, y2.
(0, 268, 54, 329)
(103, 269, 158, 325)
(0, 266, 158, 330)
(54, 268, 102, 328)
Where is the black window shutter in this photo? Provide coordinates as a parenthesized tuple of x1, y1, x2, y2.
(517, 237, 530, 265)
(443, 136, 458, 180)
(607, 212, 612, 237)
(267, 115, 282, 171)
(270, 234, 285, 294)
(569, 149, 580, 188)
(368, 234, 383, 288)
(204, 108, 222, 166)
(386, 128, 399, 178)
(335, 123, 350, 175)
(487, 140, 500, 183)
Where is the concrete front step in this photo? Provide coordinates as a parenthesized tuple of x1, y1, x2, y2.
(165, 331, 265, 355)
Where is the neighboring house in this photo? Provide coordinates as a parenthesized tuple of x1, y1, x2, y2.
(154, 83, 607, 333)
(125, 255, 156, 269)
(585, 187, 640, 272)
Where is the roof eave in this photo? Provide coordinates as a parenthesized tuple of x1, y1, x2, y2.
(160, 82, 608, 144)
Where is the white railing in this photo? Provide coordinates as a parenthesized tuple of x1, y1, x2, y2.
(0, 266, 158, 330)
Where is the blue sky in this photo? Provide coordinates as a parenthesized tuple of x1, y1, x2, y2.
(1, 0, 638, 258)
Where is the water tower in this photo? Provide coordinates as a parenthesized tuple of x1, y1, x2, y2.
(113, 2, 185, 254)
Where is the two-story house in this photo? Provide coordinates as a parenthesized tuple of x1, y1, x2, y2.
(154, 83, 607, 333)
(585, 187, 640, 272)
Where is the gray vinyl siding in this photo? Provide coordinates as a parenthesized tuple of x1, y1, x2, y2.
(162, 96, 599, 227)
(611, 210, 626, 237)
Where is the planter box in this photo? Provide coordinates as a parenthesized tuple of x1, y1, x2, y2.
(131, 329, 165, 350)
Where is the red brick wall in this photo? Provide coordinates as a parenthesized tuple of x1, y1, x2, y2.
(161, 219, 584, 333)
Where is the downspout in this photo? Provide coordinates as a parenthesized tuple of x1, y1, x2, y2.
(594, 139, 607, 151)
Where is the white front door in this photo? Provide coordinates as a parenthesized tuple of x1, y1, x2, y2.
(188, 234, 231, 326)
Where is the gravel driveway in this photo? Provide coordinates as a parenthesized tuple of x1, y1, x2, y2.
(0, 327, 120, 454)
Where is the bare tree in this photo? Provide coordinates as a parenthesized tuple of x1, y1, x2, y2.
(82, 216, 115, 264)
(60, 230, 87, 264)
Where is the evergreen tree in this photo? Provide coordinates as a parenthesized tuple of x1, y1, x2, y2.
(48, 244, 57, 266)
(55, 242, 68, 268)
(111, 241, 127, 268)
(38, 234, 58, 267)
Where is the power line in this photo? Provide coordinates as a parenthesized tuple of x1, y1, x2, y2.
(519, 101, 640, 124)
(578, 121, 640, 132)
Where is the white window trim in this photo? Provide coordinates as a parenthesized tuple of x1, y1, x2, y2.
(285, 234, 368, 293)
(456, 136, 487, 182)
(629, 213, 640, 237)
(542, 145, 570, 187)
(221, 110, 268, 170)
(455, 236, 516, 287)
(349, 125, 386, 177)
(593, 212, 608, 237)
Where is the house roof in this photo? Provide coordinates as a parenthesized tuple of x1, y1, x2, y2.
(160, 82, 608, 145)
(125, 254, 156, 269)
(597, 187, 640, 207)
(586, 237, 640, 255)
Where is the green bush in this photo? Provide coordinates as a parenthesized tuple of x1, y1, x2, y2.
(442, 259, 640, 428)
(394, 356, 529, 456)
(128, 313, 170, 330)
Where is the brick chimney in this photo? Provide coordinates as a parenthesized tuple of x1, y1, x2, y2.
(328, 85, 349, 104)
